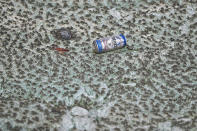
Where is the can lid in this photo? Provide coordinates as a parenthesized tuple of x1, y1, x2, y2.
(96, 40, 102, 53)
(120, 34, 126, 46)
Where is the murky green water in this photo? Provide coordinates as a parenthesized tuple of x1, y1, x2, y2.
(0, 0, 197, 130)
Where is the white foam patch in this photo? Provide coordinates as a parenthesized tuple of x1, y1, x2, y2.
(158, 122, 171, 131)
(59, 107, 96, 131)
(73, 116, 96, 131)
(179, 23, 189, 35)
(186, 5, 195, 16)
(71, 106, 89, 116)
(59, 113, 74, 131)
(109, 8, 122, 20)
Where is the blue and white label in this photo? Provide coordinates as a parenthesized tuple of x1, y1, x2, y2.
(94, 34, 126, 53)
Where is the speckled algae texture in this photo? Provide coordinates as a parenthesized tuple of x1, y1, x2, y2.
(0, 0, 197, 130)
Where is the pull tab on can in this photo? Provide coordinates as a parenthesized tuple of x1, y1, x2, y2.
(93, 34, 126, 53)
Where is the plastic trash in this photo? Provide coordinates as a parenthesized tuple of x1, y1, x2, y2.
(93, 34, 126, 53)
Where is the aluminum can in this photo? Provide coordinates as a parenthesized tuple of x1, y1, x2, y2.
(93, 34, 126, 53)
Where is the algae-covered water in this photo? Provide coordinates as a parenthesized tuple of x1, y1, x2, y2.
(0, 0, 197, 130)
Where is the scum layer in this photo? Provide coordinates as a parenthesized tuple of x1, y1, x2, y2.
(0, 0, 197, 130)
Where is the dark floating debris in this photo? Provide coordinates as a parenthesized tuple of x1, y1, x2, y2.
(51, 27, 74, 40)
(126, 45, 133, 50)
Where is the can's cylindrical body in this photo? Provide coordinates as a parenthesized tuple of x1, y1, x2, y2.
(93, 34, 126, 53)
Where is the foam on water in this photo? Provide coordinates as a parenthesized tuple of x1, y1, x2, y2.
(0, 0, 197, 130)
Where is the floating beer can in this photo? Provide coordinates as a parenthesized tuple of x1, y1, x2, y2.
(93, 34, 126, 53)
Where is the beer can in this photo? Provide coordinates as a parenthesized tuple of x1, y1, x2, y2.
(93, 34, 126, 53)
